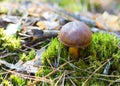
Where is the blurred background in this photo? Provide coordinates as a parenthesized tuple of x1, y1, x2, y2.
(45, 0, 120, 14)
(0, 0, 120, 14)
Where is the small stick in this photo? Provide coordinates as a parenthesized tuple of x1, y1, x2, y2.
(55, 71, 64, 86)
(62, 72, 65, 86)
(0, 53, 17, 59)
(67, 75, 77, 86)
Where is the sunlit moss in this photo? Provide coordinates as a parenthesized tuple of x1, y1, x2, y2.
(19, 53, 27, 62)
(19, 49, 35, 62)
(1, 80, 10, 86)
(10, 75, 27, 86)
(36, 67, 52, 77)
(0, 28, 21, 51)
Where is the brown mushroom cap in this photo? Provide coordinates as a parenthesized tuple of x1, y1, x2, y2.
(58, 21, 92, 48)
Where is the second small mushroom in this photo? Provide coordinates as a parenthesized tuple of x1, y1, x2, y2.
(58, 21, 92, 59)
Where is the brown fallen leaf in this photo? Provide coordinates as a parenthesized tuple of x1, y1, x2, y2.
(94, 11, 120, 31)
(36, 21, 47, 30)
(36, 21, 60, 30)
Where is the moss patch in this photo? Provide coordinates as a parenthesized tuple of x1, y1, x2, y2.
(38, 32, 120, 86)
(0, 28, 21, 51)
(42, 38, 68, 66)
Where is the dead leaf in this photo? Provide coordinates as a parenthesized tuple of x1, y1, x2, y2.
(0, 59, 39, 73)
(36, 21, 60, 30)
(36, 21, 47, 30)
(95, 11, 120, 31)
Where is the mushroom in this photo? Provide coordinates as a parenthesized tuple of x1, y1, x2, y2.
(58, 21, 92, 59)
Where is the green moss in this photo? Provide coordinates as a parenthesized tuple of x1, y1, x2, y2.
(1, 80, 10, 86)
(111, 50, 120, 74)
(19, 53, 27, 62)
(0, 28, 21, 51)
(36, 67, 56, 86)
(27, 49, 36, 60)
(19, 49, 35, 62)
(36, 67, 52, 77)
(10, 75, 27, 86)
(79, 32, 119, 59)
(39, 32, 120, 85)
(72, 32, 119, 85)
(42, 38, 68, 66)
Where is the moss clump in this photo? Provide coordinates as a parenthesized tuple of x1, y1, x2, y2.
(1, 80, 10, 86)
(10, 75, 27, 86)
(75, 32, 119, 71)
(0, 28, 21, 51)
(79, 32, 119, 59)
(36, 67, 52, 77)
(111, 50, 120, 74)
(42, 38, 68, 66)
(19, 49, 35, 62)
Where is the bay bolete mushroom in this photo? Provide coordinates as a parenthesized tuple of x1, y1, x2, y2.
(58, 21, 92, 59)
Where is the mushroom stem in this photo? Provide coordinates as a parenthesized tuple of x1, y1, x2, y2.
(69, 47, 79, 59)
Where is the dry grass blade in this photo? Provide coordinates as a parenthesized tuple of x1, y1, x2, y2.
(0, 53, 17, 59)
(67, 75, 77, 86)
(62, 72, 65, 86)
(108, 78, 120, 86)
(55, 71, 64, 86)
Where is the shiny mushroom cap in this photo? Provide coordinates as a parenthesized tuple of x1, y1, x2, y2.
(58, 21, 92, 48)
